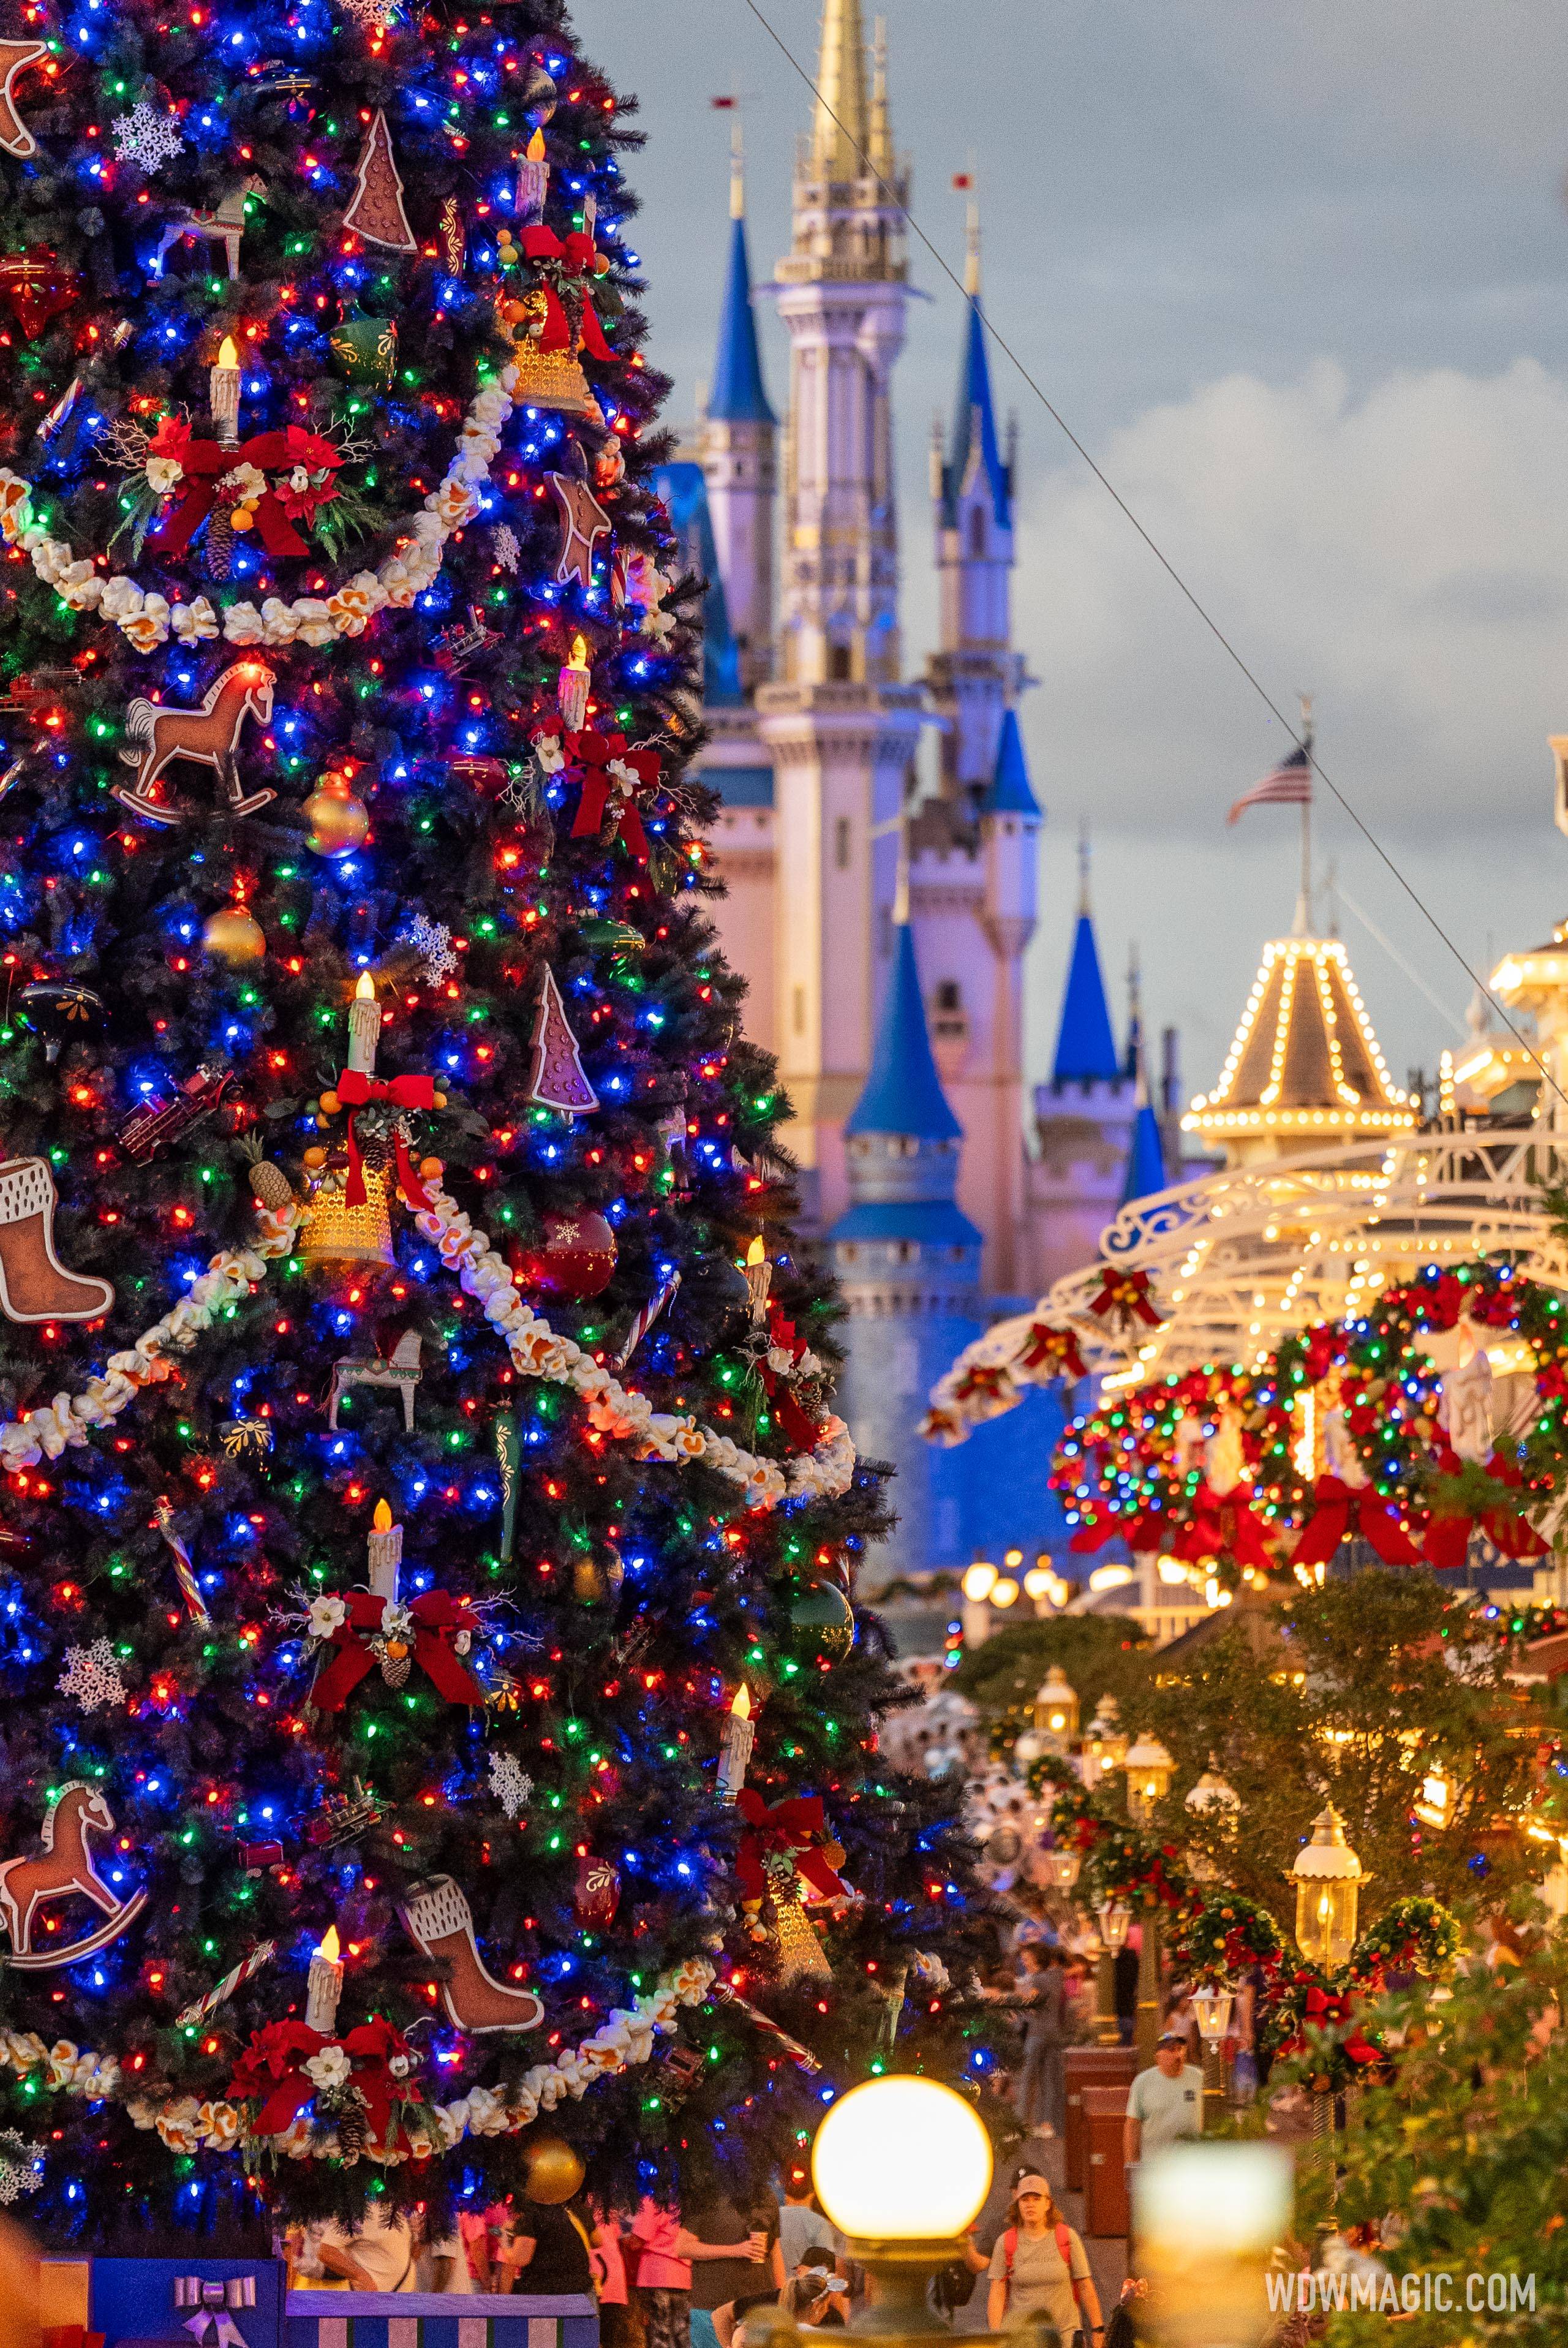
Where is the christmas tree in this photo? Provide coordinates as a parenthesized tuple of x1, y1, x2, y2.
(0, 0, 982, 2248)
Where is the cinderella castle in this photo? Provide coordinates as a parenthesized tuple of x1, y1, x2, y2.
(653, 0, 1182, 1617)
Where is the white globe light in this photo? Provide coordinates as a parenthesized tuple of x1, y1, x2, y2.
(812, 2076, 993, 2241)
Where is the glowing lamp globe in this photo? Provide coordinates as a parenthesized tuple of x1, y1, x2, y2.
(812, 2076, 992, 2246)
(1289, 1802, 1363, 1969)
(1033, 1665, 1079, 1743)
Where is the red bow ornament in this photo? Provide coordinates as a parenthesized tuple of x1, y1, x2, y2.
(1422, 1446, 1547, 1572)
(1016, 1322, 1088, 1380)
(735, 1791, 848, 1908)
(567, 730, 661, 859)
(1172, 1482, 1273, 1572)
(951, 1361, 1019, 1415)
(1089, 1266, 1163, 1330)
(308, 1588, 487, 1712)
(1302, 1984, 1379, 2067)
(1292, 1474, 1419, 1570)
(1069, 1508, 1165, 1554)
(757, 1305, 823, 1454)
(225, 2018, 331, 2137)
(147, 421, 345, 559)
(338, 2015, 422, 2152)
(334, 1068, 438, 1209)
(518, 224, 614, 360)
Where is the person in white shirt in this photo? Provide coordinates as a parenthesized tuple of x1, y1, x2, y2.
(1124, 2033, 1204, 2167)
(303, 2204, 417, 2292)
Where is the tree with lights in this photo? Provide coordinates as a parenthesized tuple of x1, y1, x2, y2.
(0, 0, 983, 2250)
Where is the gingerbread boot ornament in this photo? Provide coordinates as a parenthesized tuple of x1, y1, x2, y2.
(398, 1874, 544, 2033)
(0, 1158, 113, 1323)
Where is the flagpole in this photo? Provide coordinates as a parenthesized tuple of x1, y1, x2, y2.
(1298, 695, 1314, 932)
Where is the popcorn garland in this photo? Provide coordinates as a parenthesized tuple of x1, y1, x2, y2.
(0, 1197, 300, 1471)
(412, 1182, 858, 1511)
(0, 1954, 717, 2169)
(0, 362, 522, 657)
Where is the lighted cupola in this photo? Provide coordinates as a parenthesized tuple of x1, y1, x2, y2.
(1183, 930, 1415, 1166)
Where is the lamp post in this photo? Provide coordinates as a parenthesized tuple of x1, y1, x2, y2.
(1289, 1802, 1363, 1969)
(809, 2075, 994, 2340)
(1125, 1734, 1174, 1825)
(1033, 1666, 1080, 1748)
(1095, 1900, 1131, 2045)
(1190, 1984, 1234, 2123)
(1082, 1696, 1128, 1791)
(960, 1559, 995, 1649)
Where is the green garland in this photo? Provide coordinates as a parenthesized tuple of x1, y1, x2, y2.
(1352, 1895, 1463, 1982)
(1168, 1888, 1285, 1982)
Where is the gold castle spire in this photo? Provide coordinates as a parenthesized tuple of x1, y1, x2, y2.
(811, 0, 870, 179)
(867, 14, 893, 182)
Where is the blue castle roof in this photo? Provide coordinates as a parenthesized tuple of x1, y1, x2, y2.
(646, 459, 742, 708)
(942, 298, 1010, 530)
(708, 211, 774, 426)
(1051, 911, 1121, 1087)
(981, 708, 1039, 818)
(846, 924, 962, 1141)
(1120, 1095, 1169, 1206)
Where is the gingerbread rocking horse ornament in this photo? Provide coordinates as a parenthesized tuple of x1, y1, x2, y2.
(0, 1782, 148, 1970)
(113, 659, 276, 826)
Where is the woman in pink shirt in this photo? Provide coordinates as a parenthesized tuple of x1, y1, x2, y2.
(591, 2198, 632, 2348)
(633, 2197, 693, 2348)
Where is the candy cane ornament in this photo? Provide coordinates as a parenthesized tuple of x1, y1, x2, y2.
(153, 1498, 210, 1624)
(175, 1939, 277, 2029)
(613, 1272, 680, 1372)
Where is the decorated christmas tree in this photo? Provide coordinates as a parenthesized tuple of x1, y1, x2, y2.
(0, 0, 981, 2247)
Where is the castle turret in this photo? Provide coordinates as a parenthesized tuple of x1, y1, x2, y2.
(699, 130, 776, 695)
(925, 202, 1025, 797)
(1026, 840, 1140, 1289)
(756, 0, 923, 1223)
(830, 923, 982, 1583)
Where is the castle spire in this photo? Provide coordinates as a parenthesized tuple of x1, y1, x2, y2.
(810, 0, 870, 180)
(940, 196, 1010, 534)
(963, 193, 981, 297)
(1052, 839, 1121, 1087)
(868, 14, 893, 181)
(709, 130, 774, 427)
(846, 923, 962, 1144)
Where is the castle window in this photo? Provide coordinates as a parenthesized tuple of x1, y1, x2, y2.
(828, 644, 853, 682)
(932, 978, 967, 1041)
(968, 507, 986, 559)
(834, 817, 851, 870)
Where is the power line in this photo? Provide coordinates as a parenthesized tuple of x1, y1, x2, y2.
(737, 0, 1567, 1115)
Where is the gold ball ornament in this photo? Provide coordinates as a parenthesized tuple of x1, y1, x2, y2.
(202, 905, 266, 965)
(522, 2134, 584, 2205)
(303, 779, 371, 857)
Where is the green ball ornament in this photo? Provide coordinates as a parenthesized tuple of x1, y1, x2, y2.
(330, 312, 398, 387)
(788, 1577, 856, 1665)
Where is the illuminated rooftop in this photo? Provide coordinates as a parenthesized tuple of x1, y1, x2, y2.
(1184, 934, 1415, 1147)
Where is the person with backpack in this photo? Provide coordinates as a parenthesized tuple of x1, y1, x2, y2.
(986, 2172, 1102, 2348)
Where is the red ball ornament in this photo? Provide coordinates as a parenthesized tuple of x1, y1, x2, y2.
(511, 1209, 617, 1301)
(574, 1852, 620, 1928)
(0, 246, 80, 339)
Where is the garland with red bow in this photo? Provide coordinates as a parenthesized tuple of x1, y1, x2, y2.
(1292, 1475, 1419, 1571)
(756, 1302, 823, 1454)
(565, 728, 660, 859)
(734, 1791, 848, 1909)
(1168, 1480, 1275, 1572)
(307, 1589, 487, 1713)
(1088, 1265, 1163, 1331)
(1016, 1321, 1088, 1378)
(146, 420, 345, 559)
(1422, 1446, 1548, 1572)
(226, 2014, 426, 2150)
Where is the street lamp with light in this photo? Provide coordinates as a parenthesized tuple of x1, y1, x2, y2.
(1289, 1802, 1363, 1969)
(1184, 1763, 1240, 1881)
(1191, 1984, 1234, 2121)
(1033, 1665, 1080, 1745)
(810, 2075, 993, 2339)
(1082, 1697, 1128, 1787)
(961, 1561, 997, 1602)
(1094, 1899, 1131, 2045)
(1125, 1734, 1174, 1824)
(989, 1576, 1020, 1609)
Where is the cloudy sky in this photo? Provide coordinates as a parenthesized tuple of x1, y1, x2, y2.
(569, 0, 1568, 1101)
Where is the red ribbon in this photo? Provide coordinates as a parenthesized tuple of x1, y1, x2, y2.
(1088, 1266, 1162, 1328)
(1293, 1475, 1419, 1569)
(309, 1588, 486, 1713)
(226, 2018, 329, 2137)
(1069, 1509, 1164, 1554)
(148, 424, 343, 559)
(952, 1362, 1014, 1407)
(1301, 1984, 1379, 2066)
(567, 729, 660, 859)
(735, 1791, 846, 1908)
(1422, 1446, 1547, 1571)
(335, 1068, 438, 1209)
(1016, 1321, 1088, 1379)
(519, 225, 613, 359)
(1172, 1481, 1273, 1571)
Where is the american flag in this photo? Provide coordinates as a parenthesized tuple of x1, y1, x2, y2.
(1227, 736, 1313, 825)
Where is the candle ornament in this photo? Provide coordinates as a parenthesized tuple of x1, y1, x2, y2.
(345, 968, 380, 1077)
(304, 1923, 344, 2032)
(557, 632, 591, 732)
(744, 1235, 772, 1326)
(208, 332, 241, 445)
(366, 1495, 402, 1602)
(717, 1682, 755, 1803)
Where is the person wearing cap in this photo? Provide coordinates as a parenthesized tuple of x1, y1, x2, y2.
(1124, 2031, 1205, 2169)
(986, 2170, 1101, 2346)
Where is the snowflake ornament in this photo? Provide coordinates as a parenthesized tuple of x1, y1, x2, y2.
(0, 2131, 43, 2204)
(339, 0, 403, 27)
(111, 99, 186, 173)
(407, 911, 458, 984)
(57, 1637, 126, 1713)
(489, 1751, 532, 1819)
(492, 524, 521, 575)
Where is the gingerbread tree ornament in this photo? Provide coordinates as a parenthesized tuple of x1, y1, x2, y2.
(342, 108, 417, 252)
(526, 965, 599, 1113)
